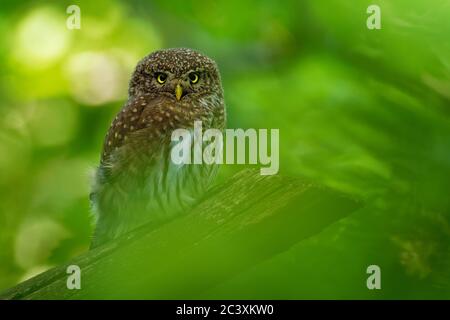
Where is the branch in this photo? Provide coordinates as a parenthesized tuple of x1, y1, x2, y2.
(0, 169, 361, 299)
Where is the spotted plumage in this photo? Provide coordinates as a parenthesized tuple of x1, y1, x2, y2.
(90, 48, 226, 248)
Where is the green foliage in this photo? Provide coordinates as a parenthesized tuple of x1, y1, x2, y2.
(0, 0, 449, 298)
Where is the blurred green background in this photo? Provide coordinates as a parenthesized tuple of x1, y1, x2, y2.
(0, 0, 449, 298)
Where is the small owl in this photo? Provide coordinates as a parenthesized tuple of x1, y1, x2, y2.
(90, 48, 226, 248)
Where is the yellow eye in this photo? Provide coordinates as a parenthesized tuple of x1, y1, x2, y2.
(189, 72, 199, 84)
(156, 73, 167, 84)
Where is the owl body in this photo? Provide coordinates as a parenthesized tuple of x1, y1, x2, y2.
(90, 48, 225, 248)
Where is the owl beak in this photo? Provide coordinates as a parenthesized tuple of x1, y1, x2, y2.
(175, 84, 183, 101)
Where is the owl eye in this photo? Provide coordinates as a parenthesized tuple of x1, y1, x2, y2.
(156, 73, 167, 84)
(189, 72, 199, 84)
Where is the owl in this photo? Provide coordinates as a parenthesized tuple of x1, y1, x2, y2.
(90, 48, 226, 248)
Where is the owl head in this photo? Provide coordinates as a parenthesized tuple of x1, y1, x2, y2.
(128, 48, 223, 102)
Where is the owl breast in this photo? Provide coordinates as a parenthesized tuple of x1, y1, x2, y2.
(90, 93, 224, 247)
